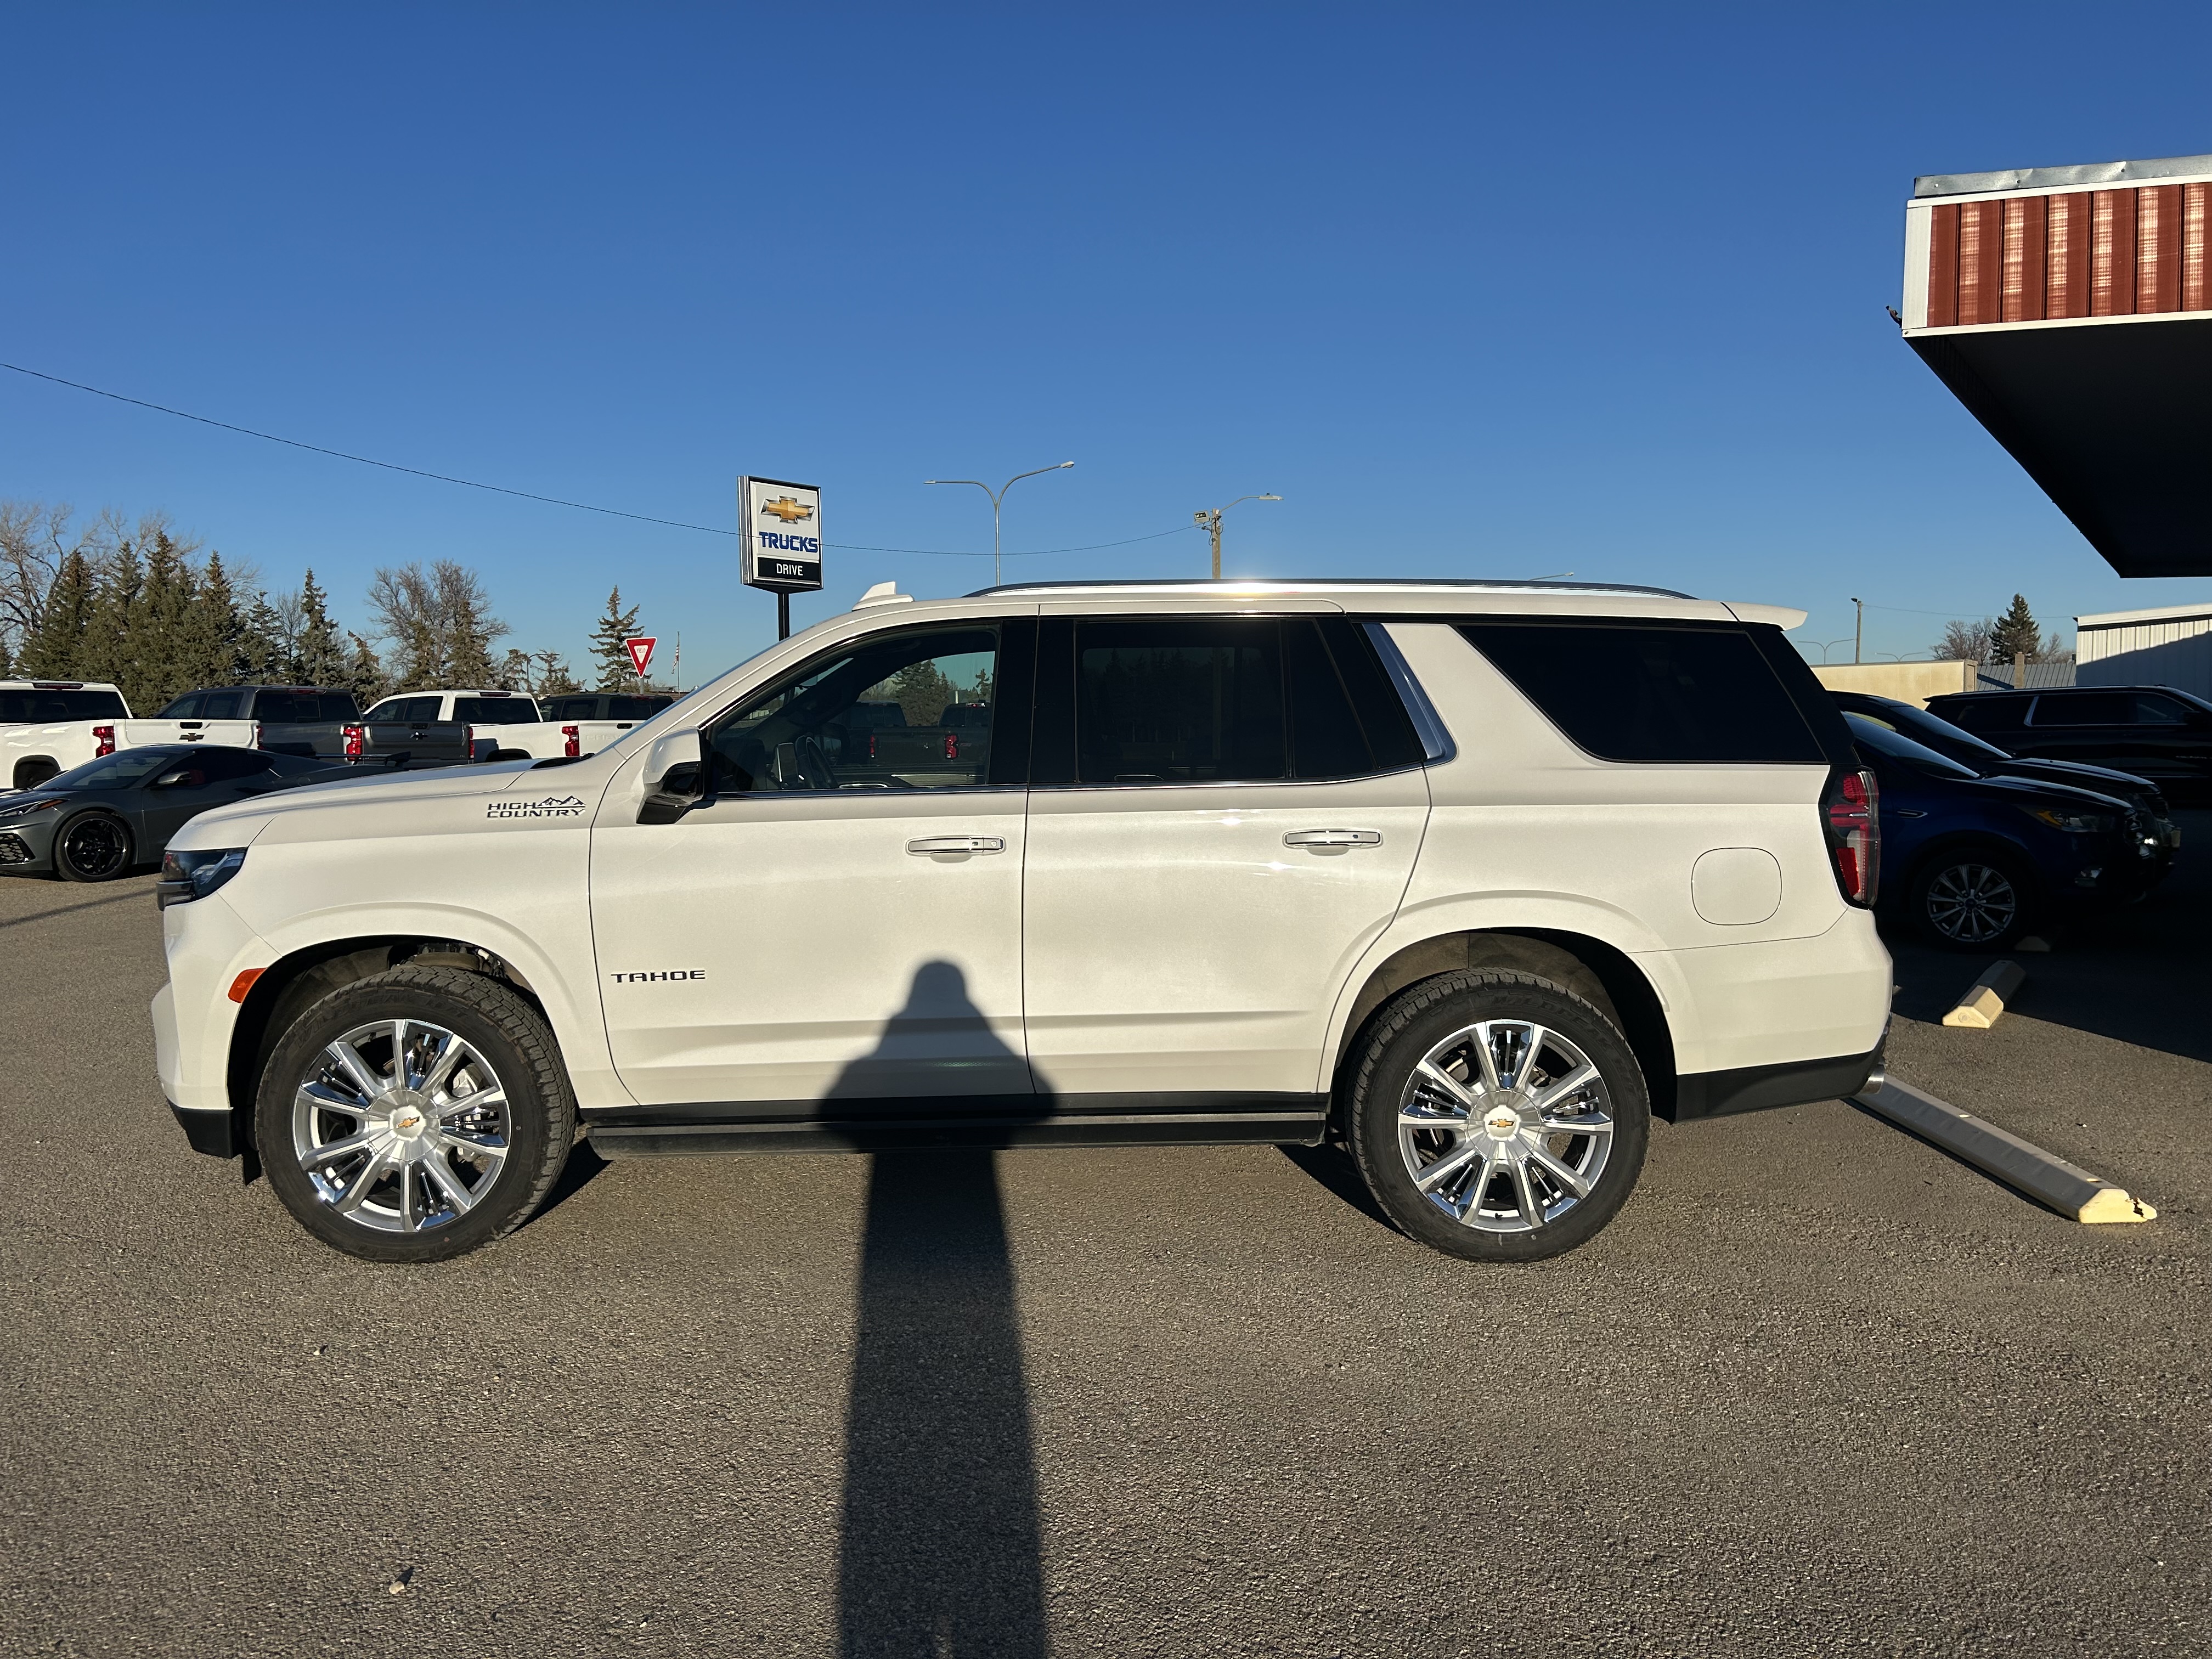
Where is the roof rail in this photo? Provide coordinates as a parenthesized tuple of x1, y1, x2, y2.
(965, 576, 1693, 599)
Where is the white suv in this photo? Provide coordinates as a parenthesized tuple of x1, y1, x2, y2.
(152, 579, 1891, 1264)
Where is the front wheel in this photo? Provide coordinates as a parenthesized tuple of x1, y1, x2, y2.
(54, 811, 134, 881)
(255, 964, 577, 1262)
(1348, 970, 1651, 1263)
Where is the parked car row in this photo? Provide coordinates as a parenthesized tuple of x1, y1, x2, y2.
(2, 679, 679, 789)
(1828, 688, 2183, 951)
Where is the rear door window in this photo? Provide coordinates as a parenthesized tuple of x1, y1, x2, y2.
(1454, 620, 1825, 764)
(1073, 618, 1288, 786)
(199, 691, 244, 719)
(2132, 692, 2192, 727)
(1936, 695, 2030, 733)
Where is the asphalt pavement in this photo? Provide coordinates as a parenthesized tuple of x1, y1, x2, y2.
(2, 829, 2207, 1658)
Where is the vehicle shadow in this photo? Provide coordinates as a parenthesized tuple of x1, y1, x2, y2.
(831, 962, 1050, 1659)
(522, 1136, 610, 1227)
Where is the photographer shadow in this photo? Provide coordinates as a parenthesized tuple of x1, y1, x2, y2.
(831, 962, 1049, 1659)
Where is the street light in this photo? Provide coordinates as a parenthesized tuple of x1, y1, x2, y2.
(926, 462, 1074, 587)
(1193, 494, 1282, 580)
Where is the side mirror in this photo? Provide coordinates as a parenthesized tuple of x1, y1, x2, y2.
(639, 727, 707, 825)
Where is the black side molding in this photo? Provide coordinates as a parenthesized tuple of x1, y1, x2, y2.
(585, 1092, 1329, 1156)
(1670, 1040, 1886, 1122)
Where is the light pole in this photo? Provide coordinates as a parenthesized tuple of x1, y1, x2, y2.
(1850, 596, 1865, 664)
(926, 462, 1074, 588)
(1193, 494, 1282, 579)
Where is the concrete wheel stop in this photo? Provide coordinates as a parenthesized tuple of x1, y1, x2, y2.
(1851, 1076, 2155, 1224)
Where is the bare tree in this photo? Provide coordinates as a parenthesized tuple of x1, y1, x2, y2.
(1932, 618, 1994, 663)
(367, 560, 508, 689)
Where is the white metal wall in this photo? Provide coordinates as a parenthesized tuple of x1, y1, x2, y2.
(2076, 612, 2212, 699)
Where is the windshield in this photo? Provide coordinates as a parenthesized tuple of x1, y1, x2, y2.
(39, 749, 183, 791)
(1845, 713, 1979, 781)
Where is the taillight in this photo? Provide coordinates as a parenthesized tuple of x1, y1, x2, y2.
(1824, 767, 1880, 907)
(944, 732, 959, 760)
(466, 724, 477, 759)
(563, 724, 580, 758)
(867, 733, 878, 760)
(92, 724, 115, 758)
(342, 723, 364, 759)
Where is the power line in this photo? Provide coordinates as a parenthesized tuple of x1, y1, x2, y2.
(3, 358, 1211, 562)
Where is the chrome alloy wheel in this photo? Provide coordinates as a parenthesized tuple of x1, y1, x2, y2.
(291, 1019, 512, 1235)
(1396, 1019, 1615, 1234)
(59, 815, 130, 878)
(1925, 862, 2018, 944)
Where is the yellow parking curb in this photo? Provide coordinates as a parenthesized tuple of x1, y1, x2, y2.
(1942, 960, 2025, 1028)
(1853, 1078, 2155, 1223)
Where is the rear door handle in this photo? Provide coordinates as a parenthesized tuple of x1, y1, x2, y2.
(907, 836, 1006, 855)
(1284, 828, 1383, 848)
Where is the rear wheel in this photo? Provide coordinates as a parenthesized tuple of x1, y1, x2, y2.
(1910, 849, 2033, 951)
(255, 965, 577, 1262)
(1349, 970, 1650, 1263)
(54, 811, 133, 881)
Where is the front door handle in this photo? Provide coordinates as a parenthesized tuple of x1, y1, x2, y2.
(907, 836, 1006, 855)
(1284, 828, 1383, 848)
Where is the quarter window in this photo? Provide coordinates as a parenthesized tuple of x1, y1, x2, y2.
(2030, 692, 2132, 726)
(705, 625, 1001, 793)
(1455, 621, 1825, 765)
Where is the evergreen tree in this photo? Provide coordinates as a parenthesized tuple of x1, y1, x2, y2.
(588, 587, 642, 690)
(79, 540, 145, 706)
(15, 548, 96, 680)
(532, 648, 581, 696)
(176, 551, 247, 696)
(1989, 594, 2041, 665)
(343, 631, 390, 706)
(295, 570, 347, 686)
(240, 590, 290, 683)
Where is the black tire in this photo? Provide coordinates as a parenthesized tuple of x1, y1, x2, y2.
(1348, 970, 1651, 1263)
(13, 758, 59, 791)
(53, 811, 134, 882)
(1908, 847, 2035, 952)
(255, 965, 577, 1262)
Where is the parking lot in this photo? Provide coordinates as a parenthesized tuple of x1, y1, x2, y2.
(2, 837, 2207, 1658)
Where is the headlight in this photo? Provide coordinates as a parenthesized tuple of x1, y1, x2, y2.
(0, 797, 69, 823)
(156, 847, 248, 909)
(2022, 806, 2116, 835)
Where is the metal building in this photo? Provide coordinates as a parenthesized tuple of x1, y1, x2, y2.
(2075, 602, 2212, 699)
(1899, 154, 2212, 579)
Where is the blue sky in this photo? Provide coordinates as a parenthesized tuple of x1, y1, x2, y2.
(5, 4, 2210, 682)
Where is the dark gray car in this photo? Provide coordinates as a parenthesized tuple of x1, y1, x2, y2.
(0, 745, 333, 882)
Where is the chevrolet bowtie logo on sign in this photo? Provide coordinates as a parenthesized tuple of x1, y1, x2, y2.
(738, 476, 824, 596)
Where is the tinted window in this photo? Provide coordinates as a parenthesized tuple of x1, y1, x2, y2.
(200, 691, 244, 719)
(1074, 618, 1286, 785)
(252, 692, 320, 724)
(319, 692, 359, 720)
(43, 749, 181, 790)
(1935, 695, 2029, 733)
(0, 687, 131, 721)
(2032, 692, 2133, 727)
(545, 697, 593, 721)
(153, 748, 276, 787)
(608, 694, 672, 719)
(706, 625, 1000, 793)
(1284, 618, 1371, 780)
(154, 693, 204, 719)
(1455, 622, 1825, 764)
(2133, 693, 2192, 727)
(454, 697, 540, 725)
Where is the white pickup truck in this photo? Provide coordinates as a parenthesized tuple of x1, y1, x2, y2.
(2, 680, 253, 791)
(506, 691, 677, 759)
(360, 688, 675, 760)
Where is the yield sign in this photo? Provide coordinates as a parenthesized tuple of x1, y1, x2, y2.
(625, 636, 656, 678)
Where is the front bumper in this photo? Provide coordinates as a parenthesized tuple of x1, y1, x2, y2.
(0, 817, 58, 875)
(171, 1099, 239, 1158)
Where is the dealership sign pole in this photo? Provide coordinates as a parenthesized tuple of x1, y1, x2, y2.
(738, 476, 823, 640)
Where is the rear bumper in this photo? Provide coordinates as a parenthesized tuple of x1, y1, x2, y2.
(1672, 1036, 1886, 1122)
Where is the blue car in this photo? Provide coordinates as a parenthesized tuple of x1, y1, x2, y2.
(1844, 712, 2164, 950)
